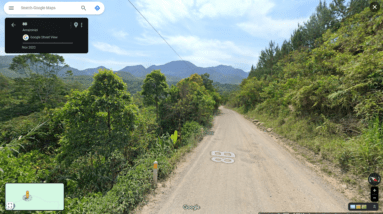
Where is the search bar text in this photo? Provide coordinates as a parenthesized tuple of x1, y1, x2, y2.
(4, 2, 104, 15)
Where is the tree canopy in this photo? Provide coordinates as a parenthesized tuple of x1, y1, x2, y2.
(141, 69, 168, 121)
(8, 53, 73, 107)
(56, 68, 138, 166)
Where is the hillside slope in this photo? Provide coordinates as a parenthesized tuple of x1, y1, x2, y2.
(228, 5, 383, 207)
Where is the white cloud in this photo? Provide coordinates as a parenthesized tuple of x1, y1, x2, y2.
(112, 30, 129, 39)
(234, 0, 309, 39)
(165, 36, 256, 68)
(237, 16, 308, 39)
(134, 0, 308, 40)
(135, 0, 193, 29)
(131, 0, 311, 69)
(169, 36, 253, 56)
(134, 0, 274, 28)
(135, 33, 163, 45)
(194, 0, 273, 18)
(92, 42, 148, 56)
(134, 34, 256, 69)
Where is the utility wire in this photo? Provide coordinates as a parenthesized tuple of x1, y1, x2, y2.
(127, 0, 245, 81)
(127, 0, 186, 62)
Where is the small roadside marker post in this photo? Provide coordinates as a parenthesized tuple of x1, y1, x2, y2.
(153, 161, 158, 188)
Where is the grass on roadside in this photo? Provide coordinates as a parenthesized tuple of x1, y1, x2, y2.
(60, 120, 209, 213)
(228, 105, 383, 181)
(227, 105, 383, 209)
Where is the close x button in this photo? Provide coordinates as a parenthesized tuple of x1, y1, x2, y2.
(370, 2, 381, 12)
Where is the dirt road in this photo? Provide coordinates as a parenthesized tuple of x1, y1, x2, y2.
(135, 106, 350, 214)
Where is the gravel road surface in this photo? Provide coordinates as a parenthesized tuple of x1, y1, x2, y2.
(135, 106, 350, 214)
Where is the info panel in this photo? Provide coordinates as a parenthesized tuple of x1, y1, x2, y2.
(5, 18, 88, 53)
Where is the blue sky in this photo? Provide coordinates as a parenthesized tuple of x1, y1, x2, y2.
(1, 0, 328, 72)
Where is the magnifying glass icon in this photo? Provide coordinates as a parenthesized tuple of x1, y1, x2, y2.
(81, 5, 86, 11)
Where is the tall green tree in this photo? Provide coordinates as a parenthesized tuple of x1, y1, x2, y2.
(56, 68, 137, 166)
(303, 0, 336, 48)
(250, 41, 282, 79)
(9, 53, 72, 78)
(52, 69, 139, 195)
(291, 24, 307, 50)
(280, 40, 293, 56)
(9, 53, 72, 107)
(141, 69, 168, 121)
(0, 73, 13, 108)
(159, 74, 216, 137)
(201, 73, 214, 92)
(248, 65, 256, 78)
(289, 0, 339, 50)
(329, 0, 348, 19)
(238, 77, 265, 112)
(330, 0, 370, 20)
(348, 0, 369, 17)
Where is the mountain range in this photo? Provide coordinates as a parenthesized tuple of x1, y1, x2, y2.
(0, 56, 249, 84)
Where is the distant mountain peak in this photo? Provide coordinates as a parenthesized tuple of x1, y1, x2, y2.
(0, 56, 248, 84)
(117, 60, 248, 84)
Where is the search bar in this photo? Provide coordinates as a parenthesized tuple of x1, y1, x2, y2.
(4, 2, 104, 15)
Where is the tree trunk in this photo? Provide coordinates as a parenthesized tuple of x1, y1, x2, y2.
(107, 107, 111, 135)
(90, 152, 93, 169)
(156, 101, 159, 122)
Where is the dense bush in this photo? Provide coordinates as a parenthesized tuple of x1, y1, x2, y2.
(0, 59, 220, 213)
(230, 6, 383, 124)
(49, 69, 141, 198)
(227, 2, 383, 189)
(159, 74, 216, 134)
(0, 148, 54, 213)
(181, 121, 203, 146)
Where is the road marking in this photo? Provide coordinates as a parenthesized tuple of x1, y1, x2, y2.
(211, 151, 236, 163)
(211, 151, 235, 157)
(211, 157, 235, 164)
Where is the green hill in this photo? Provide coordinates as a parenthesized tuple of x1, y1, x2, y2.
(228, 1, 383, 198)
(0, 67, 24, 78)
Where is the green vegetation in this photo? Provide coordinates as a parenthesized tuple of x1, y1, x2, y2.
(158, 73, 219, 140)
(141, 70, 169, 121)
(213, 82, 240, 94)
(60, 72, 181, 96)
(3, 0, 376, 211)
(0, 53, 221, 213)
(227, 0, 383, 183)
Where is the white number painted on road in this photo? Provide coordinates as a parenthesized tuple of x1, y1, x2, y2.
(211, 151, 235, 163)
(211, 157, 235, 164)
(211, 151, 235, 157)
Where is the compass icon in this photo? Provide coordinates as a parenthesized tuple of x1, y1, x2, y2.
(368, 173, 381, 185)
